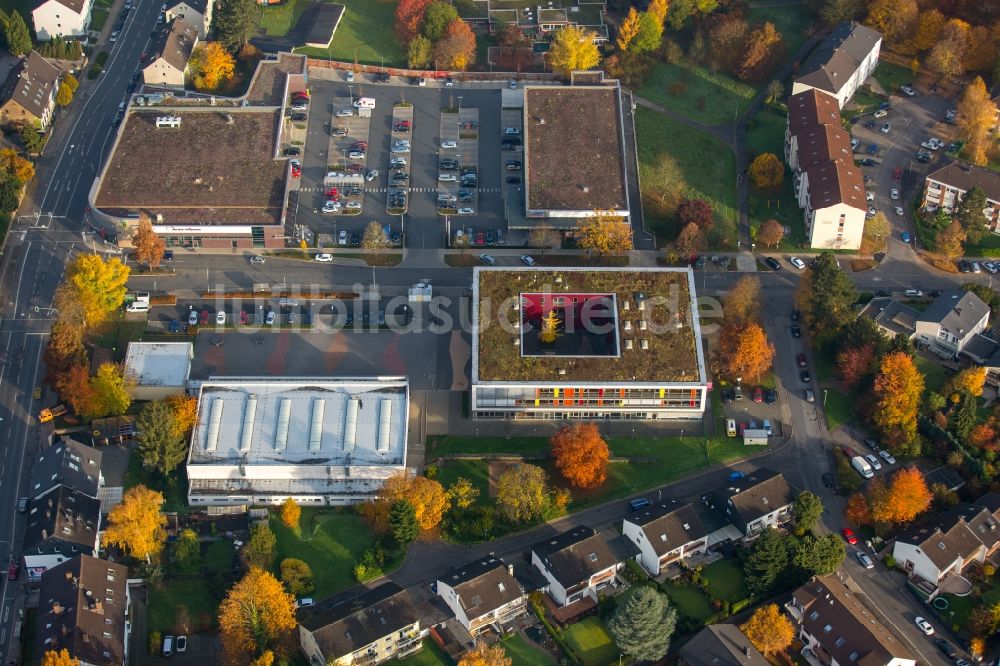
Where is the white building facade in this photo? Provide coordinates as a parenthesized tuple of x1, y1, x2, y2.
(32, 0, 93, 41)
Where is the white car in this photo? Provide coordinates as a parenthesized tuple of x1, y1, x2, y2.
(920, 140, 940, 151)
(915, 617, 934, 635)
(894, 206, 904, 216)
(879, 449, 896, 465)
(346, 201, 361, 210)
(900, 85, 916, 96)
(873, 109, 887, 119)
(441, 141, 457, 149)
(983, 261, 998, 274)
(365, 169, 378, 182)
(890, 188, 899, 200)
(249, 255, 265, 265)
(880, 122, 891, 134)
(345, 71, 354, 82)
(864, 454, 882, 471)
(520, 255, 536, 266)
(335, 109, 353, 118)
(322, 201, 340, 214)
(457, 207, 475, 215)
(215, 311, 226, 325)
(338, 230, 348, 245)
(851, 138, 860, 150)
(439, 174, 457, 182)
(314, 253, 334, 262)
(865, 191, 874, 202)
(789, 256, 806, 270)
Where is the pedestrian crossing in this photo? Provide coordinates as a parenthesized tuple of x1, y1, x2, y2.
(296, 186, 502, 194)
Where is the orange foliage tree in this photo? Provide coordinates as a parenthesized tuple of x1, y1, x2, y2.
(132, 216, 166, 268)
(102, 484, 167, 562)
(836, 343, 876, 388)
(740, 604, 794, 655)
(550, 423, 610, 489)
(872, 351, 924, 445)
(41, 650, 79, 666)
(280, 497, 300, 531)
(363, 472, 449, 533)
(616, 7, 640, 51)
(458, 642, 512, 666)
(845, 492, 870, 525)
(968, 423, 998, 450)
(755, 219, 784, 248)
(395, 0, 432, 43)
(884, 467, 933, 524)
(714, 322, 775, 383)
(748, 153, 784, 189)
(166, 394, 198, 439)
(434, 18, 476, 70)
(218, 567, 296, 666)
(190, 42, 235, 91)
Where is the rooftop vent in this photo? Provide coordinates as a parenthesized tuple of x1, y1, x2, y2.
(557, 368, 566, 375)
(625, 339, 633, 350)
(640, 339, 649, 350)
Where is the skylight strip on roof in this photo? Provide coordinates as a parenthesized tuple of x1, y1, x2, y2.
(344, 398, 359, 452)
(309, 398, 325, 452)
(239, 397, 257, 452)
(205, 398, 224, 451)
(377, 399, 392, 453)
(274, 398, 292, 451)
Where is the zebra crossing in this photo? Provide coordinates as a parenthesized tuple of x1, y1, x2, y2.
(296, 186, 502, 194)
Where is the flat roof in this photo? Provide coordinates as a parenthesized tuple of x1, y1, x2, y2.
(188, 377, 408, 466)
(123, 341, 192, 387)
(94, 109, 287, 225)
(473, 267, 705, 384)
(304, 3, 345, 48)
(524, 86, 627, 214)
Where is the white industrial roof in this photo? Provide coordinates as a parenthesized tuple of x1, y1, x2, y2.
(187, 377, 408, 466)
(123, 342, 193, 387)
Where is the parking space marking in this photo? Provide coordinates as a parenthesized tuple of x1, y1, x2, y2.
(387, 104, 414, 217)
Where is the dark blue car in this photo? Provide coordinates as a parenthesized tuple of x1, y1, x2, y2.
(168, 320, 180, 333)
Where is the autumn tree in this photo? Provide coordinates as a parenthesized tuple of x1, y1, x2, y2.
(576, 211, 632, 255)
(928, 18, 970, 80)
(864, 211, 891, 249)
(421, 0, 458, 41)
(845, 492, 870, 524)
(66, 254, 130, 327)
(132, 216, 166, 268)
(550, 423, 610, 489)
(55, 81, 74, 106)
(748, 153, 784, 189)
(528, 225, 561, 254)
(722, 275, 760, 323)
(496, 463, 560, 523)
(946, 366, 987, 398)
(190, 42, 235, 91)
(166, 394, 197, 439)
(0, 147, 35, 183)
(630, 11, 663, 54)
(935, 219, 966, 259)
(676, 198, 714, 230)
(616, 7, 640, 52)
(738, 21, 783, 81)
(548, 25, 601, 76)
(764, 79, 784, 104)
(756, 219, 784, 247)
(647, 0, 668, 24)
(872, 351, 924, 445)
(962, 26, 994, 72)
(103, 485, 167, 562)
(820, 0, 861, 24)
(244, 523, 277, 569)
(741, 604, 794, 655)
(715, 322, 775, 383)
(218, 567, 296, 665)
(458, 643, 512, 666)
(446, 477, 480, 509)
(956, 77, 998, 167)
(497, 23, 531, 71)
(395, 0, 432, 43)
(136, 399, 187, 475)
(407, 35, 433, 69)
(89, 362, 131, 418)
(674, 222, 705, 259)
(434, 18, 476, 71)
(279, 558, 313, 596)
(250, 652, 274, 666)
(280, 497, 300, 531)
(912, 9, 945, 51)
(608, 586, 677, 662)
(836, 343, 875, 388)
(364, 472, 450, 533)
(41, 650, 79, 666)
(361, 220, 390, 256)
(884, 467, 932, 524)
(707, 13, 749, 73)
(864, 0, 917, 46)
(56, 364, 96, 417)
(793, 491, 824, 536)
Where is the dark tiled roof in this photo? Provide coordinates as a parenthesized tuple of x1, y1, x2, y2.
(924, 466, 965, 492)
(723, 469, 795, 526)
(795, 22, 881, 96)
(166, 0, 208, 15)
(1, 51, 59, 121)
(859, 298, 919, 336)
(305, 2, 345, 48)
(24, 486, 100, 558)
(926, 159, 1000, 201)
(30, 438, 102, 500)
(678, 624, 770, 666)
(792, 575, 915, 665)
(36, 555, 128, 666)
(787, 88, 841, 134)
(150, 18, 198, 72)
(806, 159, 867, 212)
(625, 500, 707, 556)
(531, 525, 619, 589)
(438, 555, 523, 621)
(794, 123, 853, 171)
(300, 583, 418, 660)
(918, 290, 989, 337)
(895, 506, 984, 570)
(963, 333, 998, 363)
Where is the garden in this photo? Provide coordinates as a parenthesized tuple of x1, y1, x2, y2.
(147, 538, 240, 634)
(561, 617, 620, 666)
(745, 107, 805, 250)
(660, 558, 751, 632)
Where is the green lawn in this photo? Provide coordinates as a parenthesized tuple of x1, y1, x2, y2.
(748, 5, 814, 55)
(501, 633, 553, 665)
(204, 539, 234, 573)
(746, 108, 805, 249)
(124, 454, 190, 514)
(661, 581, 715, 623)
(271, 508, 400, 597)
(872, 62, 912, 95)
(915, 357, 949, 394)
(430, 436, 548, 457)
(702, 558, 747, 603)
(90, 7, 109, 31)
(823, 388, 854, 430)
(561, 617, 619, 666)
(635, 106, 738, 249)
(258, 0, 310, 36)
(396, 640, 453, 665)
(147, 580, 221, 634)
(638, 61, 757, 125)
(294, 0, 406, 66)
(435, 459, 490, 501)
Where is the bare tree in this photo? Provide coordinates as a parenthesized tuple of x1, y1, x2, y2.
(528, 225, 561, 255)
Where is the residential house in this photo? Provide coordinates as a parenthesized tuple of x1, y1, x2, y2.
(0, 51, 61, 129)
(786, 575, 916, 666)
(720, 468, 795, 539)
(298, 582, 423, 665)
(436, 555, 527, 636)
(142, 19, 198, 89)
(29, 438, 103, 502)
(785, 88, 867, 250)
(32, 0, 93, 41)
(622, 500, 708, 576)
(860, 290, 991, 359)
(922, 159, 1000, 232)
(35, 555, 130, 665)
(164, 0, 212, 38)
(791, 21, 882, 109)
(678, 624, 769, 666)
(529, 526, 622, 607)
(23, 486, 101, 579)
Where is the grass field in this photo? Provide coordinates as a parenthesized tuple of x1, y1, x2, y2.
(823, 388, 854, 430)
(635, 106, 738, 249)
(872, 62, 912, 95)
(746, 107, 804, 249)
(147, 580, 221, 634)
(561, 617, 619, 666)
(396, 640, 453, 665)
(124, 454, 190, 514)
(638, 61, 757, 125)
(748, 5, 814, 55)
(294, 0, 406, 66)
(661, 581, 714, 622)
(916, 356, 950, 394)
(502, 633, 553, 665)
(258, 0, 310, 36)
(702, 558, 747, 602)
(271, 508, 398, 597)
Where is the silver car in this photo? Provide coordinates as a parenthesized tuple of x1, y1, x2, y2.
(855, 551, 874, 569)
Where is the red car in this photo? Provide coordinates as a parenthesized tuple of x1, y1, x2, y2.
(325, 187, 339, 197)
(753, 387, 763, 403)
(240, 311, 248, 325)
(841, 528, 858, 545)
(8, 558, 18, 581)
(199, 310, 209, 325)
(476, 232, 485, 246)
(352, 141, 368, 151)
(797, 353, 807, 368)
(842, 446, 857, 459)
(892, 167, 902, 180)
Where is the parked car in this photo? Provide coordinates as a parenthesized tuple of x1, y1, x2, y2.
(753, 387, 763, 403)
(864, 453, 882, 470)
(842, 528, 858, 544)
(893, 167, 902, 179)
(800, 369, 810, 383)
(856, 551, 875, 569)
(215, 311, 226, 325)
(478, 253, 496, 265)
(765, 389, 777, 405)
(764, 257, 781, 270)
(880, 122, 892, 133)
(822, 472, 835, 487)
(628, 498, 652, 512)
(914, 617, 934, 635)
(176, 636, 187, 654)
(879, 449, 896, 465)
(894, 206, 904, 216)
(791, 324, 801, 338)
(520, 255, 536, 266)
(900, 231, 911, 243)
(805, 388, 815, 402)
(873, 109, 887, 119)
(441, 141, 457, 149)
(900, 85, 916, 96)
(728, 471, 745, 482)
(314, 253, 333, 262)
(789, 256, 806, 270)
(890, 188, 899, 200)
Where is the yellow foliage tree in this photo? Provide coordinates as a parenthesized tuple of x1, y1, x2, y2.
(56, 81, 73, 106)
(0, 147, 35, 183)
(616, 8, 640, 51)
(103, 484, 167, 562)
(547, 25, 600, 76)
(280, 497, 300, 530)
(218, 567, 296, 665)
(132, 216, 166, 268)
(872, 351, 924, 444)
(41, 650, 79, 666)
(364, 472, 450, 533)
(166, 394, 198, 439)
(576, 211, 632, 255)
(539, 310, 561, 344)
(946, 366, 987, 397)
(250, 652, 274, 666)
(447, 477, 480, 509)
(647, 0, 668, 24)
(89, 361, 132, 418)
(741, 604, 794, 655)
(748, 153, 784, 189)
(66, 254, 130, 327)
(956, 76, 998, 167)
(458, 642, 512, 666)
(190, 42, 235, 91)
(970, 637, 985, 659)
